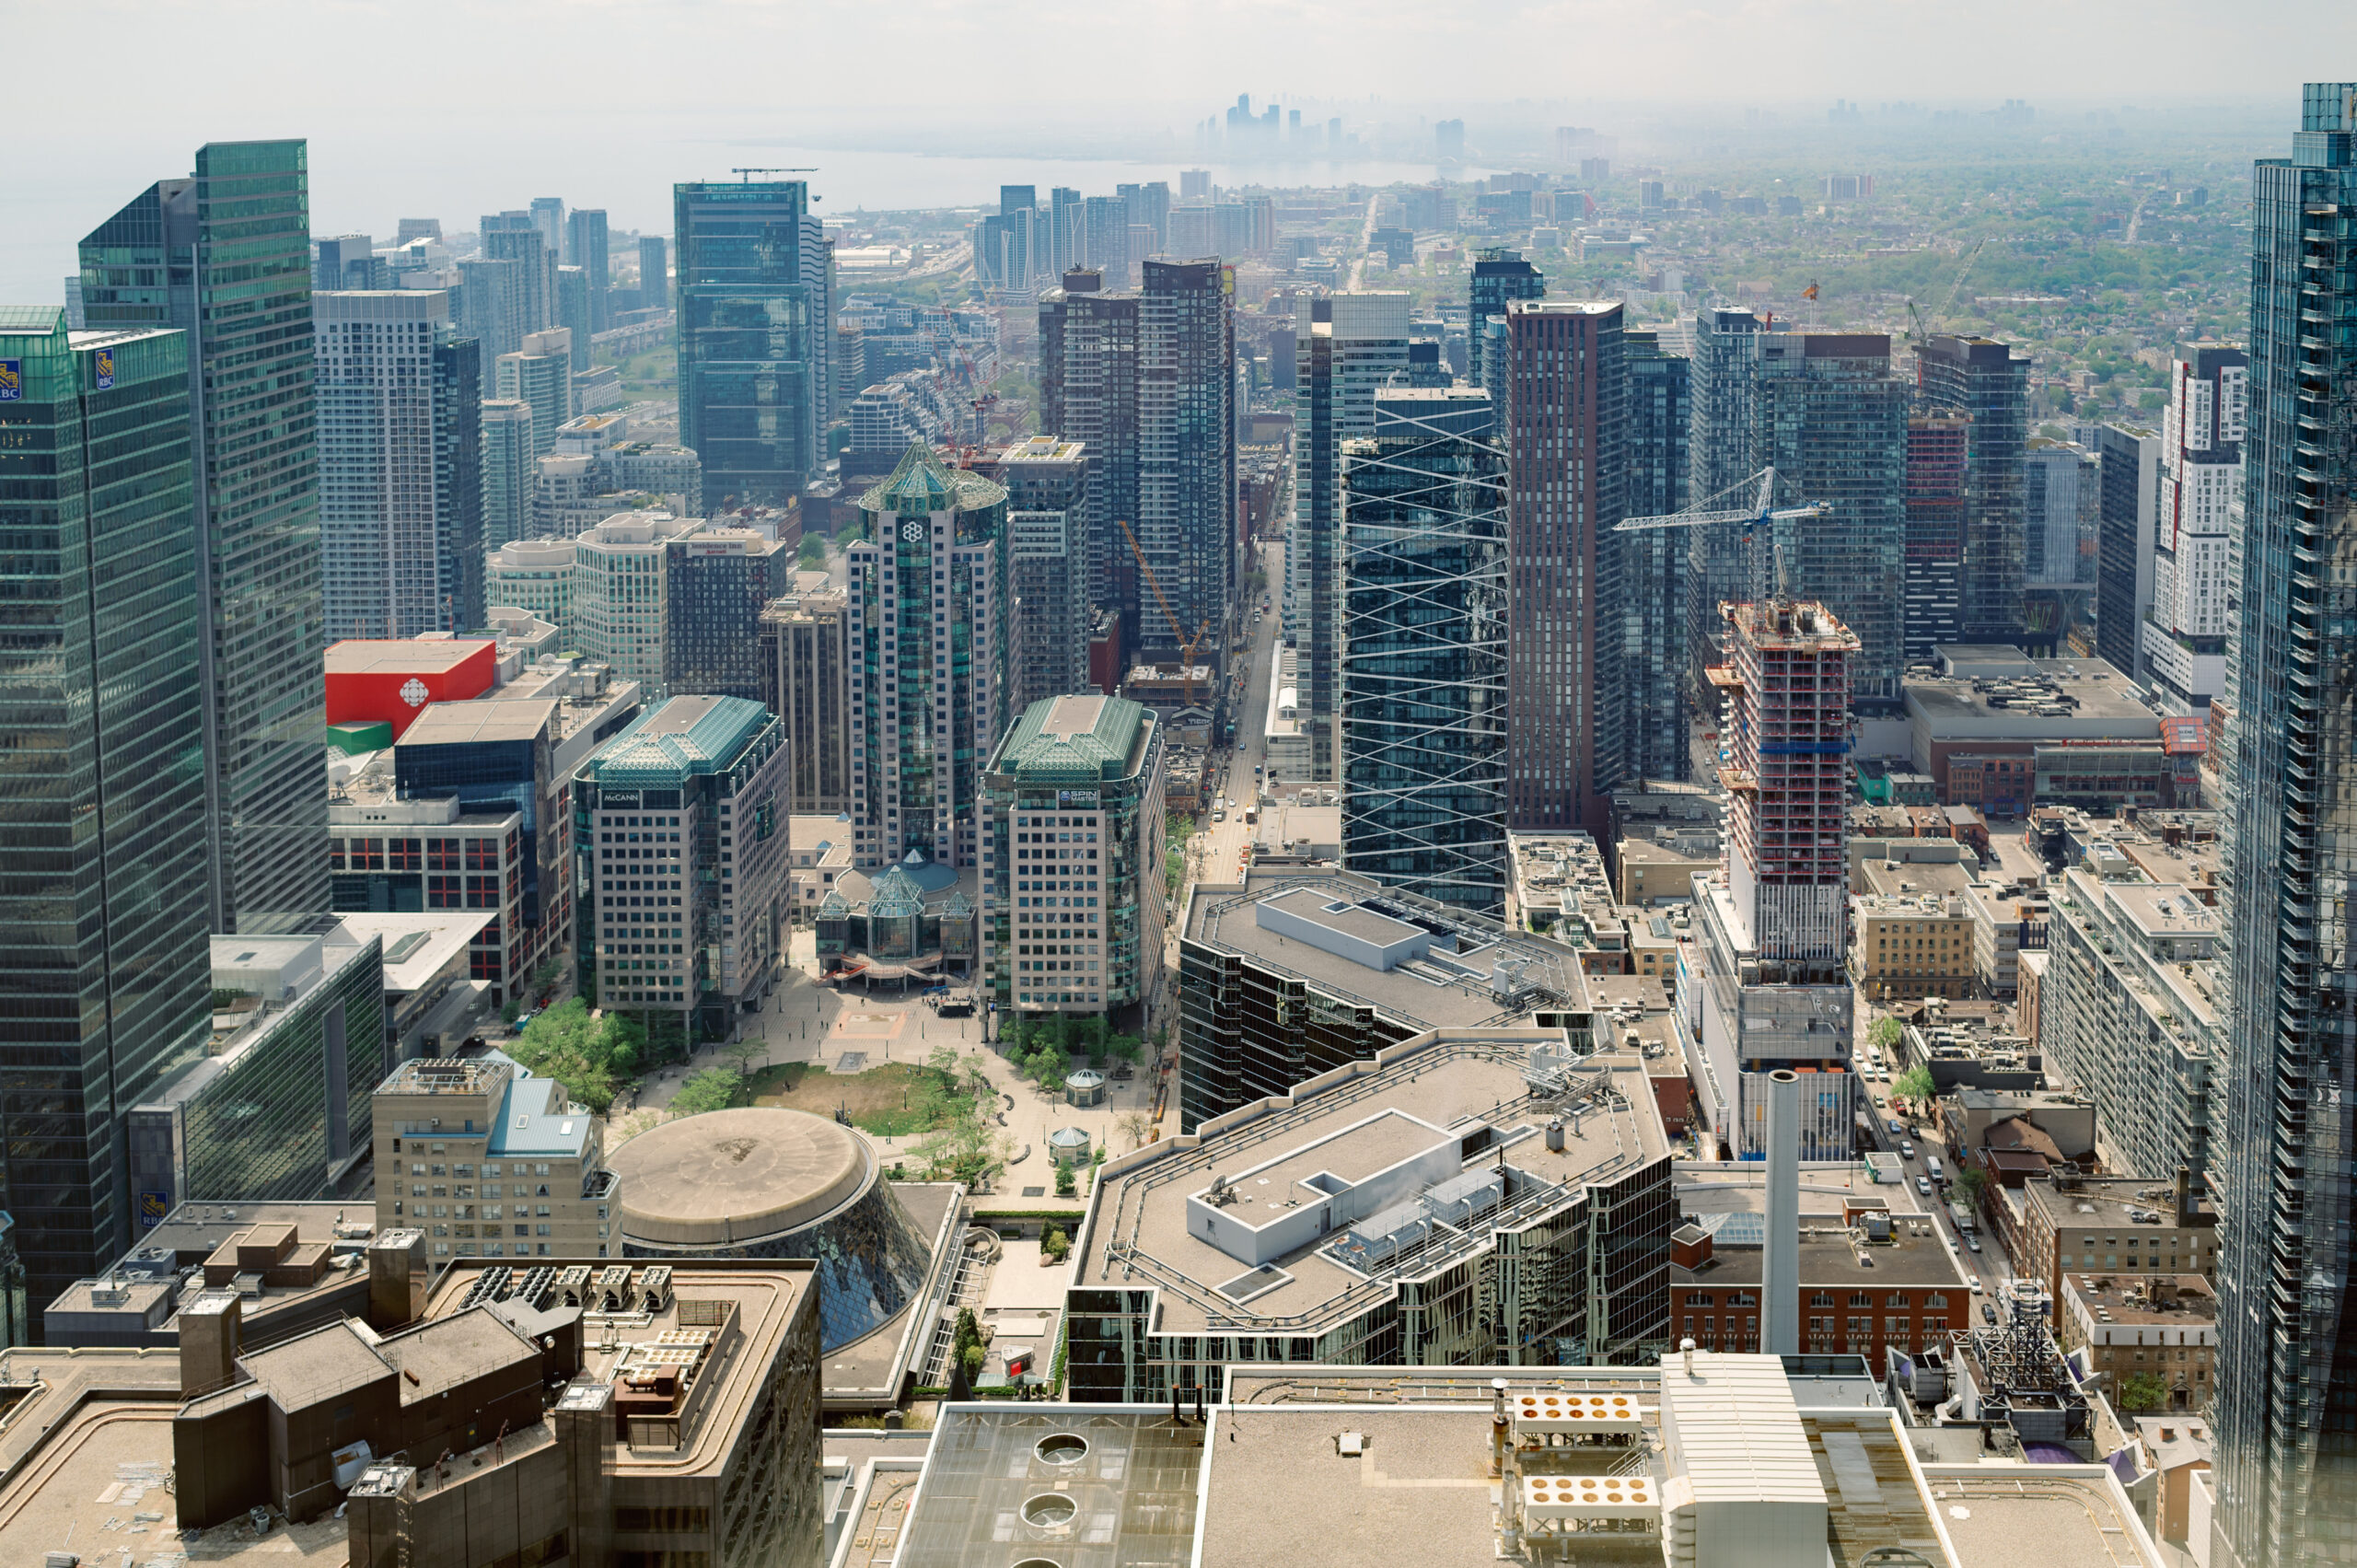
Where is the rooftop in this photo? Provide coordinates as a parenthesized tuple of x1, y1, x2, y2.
(989, 693, 1155, 784)
(398, 693, 560, 746)
(1672, 1219, 1970, 1290)
(894, 1409, 1203, 1568)
(331, 911, 485, 993)
(2062, 1272, 2218, 1325)
(606, 1106, 876, 1248)
(2025, 1176, 2215, 1230)
(325, 637, 493, 676)
(586, 694, 772, 785)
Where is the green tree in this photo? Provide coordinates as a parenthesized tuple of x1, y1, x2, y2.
(1054, 1159, 1077, 1198)
(1953, 1167, 1989, 1203)
(1868, 1016, 1902, 1052)
(509, 998, 626, 1112)
(797, 533, 828, 570)
(2114, 1372, 2172, 1413)
(1027, 1043, 1071, 1092)
(1896, 1064, 1936, 1104)
(668, 1066, 746, 1119)
(1107, 1031, 1142, 1064)
(1040, 1225, 1071, 1263)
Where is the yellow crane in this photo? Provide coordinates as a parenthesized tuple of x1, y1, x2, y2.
(1119, 520, 1212, 710)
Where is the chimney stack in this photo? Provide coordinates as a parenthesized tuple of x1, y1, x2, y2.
(1762, 1070, 1802, 1357)
(180, 1289, 242, 1397)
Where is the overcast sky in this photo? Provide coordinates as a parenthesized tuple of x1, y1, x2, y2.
(8, 0, 2354, 297)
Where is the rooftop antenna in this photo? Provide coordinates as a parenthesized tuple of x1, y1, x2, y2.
(730, 167, 819, 182)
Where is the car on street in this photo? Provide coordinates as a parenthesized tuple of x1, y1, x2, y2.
(1887, 1119, 1905, 1137)
(1916, 1176, 1933, 1197)
(1982, 1303, 1999, 1323)
(1968, 1236, 1982, 1252)
(1899, 1142, 1914, 1160)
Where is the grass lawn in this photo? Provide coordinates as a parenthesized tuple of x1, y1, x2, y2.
(749, 1061, 952, 1138)
(601, 345, 676, 400)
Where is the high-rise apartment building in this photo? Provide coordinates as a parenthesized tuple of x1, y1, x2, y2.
(1503, 300, 1624, 833)
(314, 291, 483, 640)
(636, 235, 668, 312)
(0, 310, 214, 1308)
(1293, 291, 1411, 777)
(845, 445, 1011, 871)
(454, 254, 526, 368)
(79, 139, 330, 934)
(1083, 195, 1132, 287)
(2023, 437, 2098, 652)
(674, 179, 823, 509)
(1686, 595, 1859, 1159)
(1038, 273, 1137, 619)
(989, 436, 1094, 722)
(572, 513, 702, 691)
(496, 327, 574, 458)
(2095, 423, 2162, 682)
(981, 695, 1167, 1023)
(564, 207, 610, 333)
(481, 398, 536, 550)
(759, 590, 850, 815)
(484, 537, 574, 633)
(555, 266, 592, 371)
(1686, 307, 1765, 689)
(1620, 329, 1692, 783)
(1135, 260, 1234, 662)
(2214, 82, 2357, 1568)
(1905, 411, 1969, 660)
(481, 215, 555, 335)
(2143, 346, 2247, 712)
(575, 695, 792, 1036)
(1338, 389, 1509, 913)
(1467, 248, 1544, 386)
(528, 195, 564, 259)
(1750, 333, 1910, 706)
(1915, 334, 2027, 645)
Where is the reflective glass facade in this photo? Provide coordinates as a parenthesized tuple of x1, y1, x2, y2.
(0, 310, 212, 1313)
(673, 180, 820, 510)
(2215, 83, 2357, 1568)
(78, 140, 330, 935)
(1915, 333, 2028, 646)
(1617, 331, 1692, 784)
(1339, 389, 1509, 913)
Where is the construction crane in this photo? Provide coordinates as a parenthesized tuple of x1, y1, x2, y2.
(1906, 238, 1987, 345)
(730, 167, 819, 180)
(1119, 520, 1212, 709)
(1613, 466, 1831, 599)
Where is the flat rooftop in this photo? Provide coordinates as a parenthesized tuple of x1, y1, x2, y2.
(1920, 1463, 2165, 1568)
(2026, 1178, 2215, 1230)
(2064, 1272, 2218, 1325)
(1079, 1032, 1666, 1334)
(1185, 872, 1591, 1028)
(398, 694, 559, 745)
(1673, 1225, 1969, 1290)
(333, 911, 485, 992)
(326, 637, 492, 675)
(895, 1408, 1204, 1568)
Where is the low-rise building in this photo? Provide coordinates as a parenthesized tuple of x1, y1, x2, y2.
(1504, 830, 1619, 954)
(2060, 1272, 2218, 1412)
(1968, 880, 2048, 997)
(335, 910, 492, 1057)
(373, 1052, 612, 1261)
(2021, 1173, 2219, 1308)
(789, 811, 855, 923)
(1904, 648, 2159, 813)
(1671, 1197, 1970, 1366)
(46, 1201, 383, 1351)
(1614, 836, 1715, 905)
(1852, 891, 1977, 1001)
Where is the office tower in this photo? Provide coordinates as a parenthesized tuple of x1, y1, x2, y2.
(496, 328, 574, 457)
(975, 203, 1038, 291)
(1915, 334, 2027, 644)
(1685, 307, 1764, 689)
(1689, 595, 1859, 1159)
(572, 513, 702, 691)
(759, 590, 850, 815)
(556, 265, 592, 369)
(314, 233, 384, 290)
(1292, 291, 1412, 778)
(1135, 260, 1235, 665)
(674, 178, 821, 510)
(1503, 300, 1624, 833)
(480, 398, 536, 549)
(575, 695, 791, 1029)
(2142, 345, 2247, 711)
(990, 437, 1093, 721)
(1747, 333, 1909, 706)
(529, 195, 564, 257)
(0, 310, 212, 1307)
(1001, 184, 1037, 218)
(1037, 274, 1138, 621)
(637, 235, 668, 311)
(1467, 248, 1543, 386)
(313, 290, 484, 640)
(1180, 169, 1211, 201)
(1120, 180, 1171, 250)
(981, 695, 1167, 1023)
(1083, 196, 1132, 286)
(2094, 423, 2161, 681)
(1436, 118, 1466, 159)
(665, 526, 790, 701)
(1337, 388, 1509, 913)
(79, 139, 330, 934)
(484, 537, 575, 635)
(455, 254, 526, 367)
(844, 444, 1010, 871)
(1905, 411, 1969, 660)
(2022, 438, 2098, 653)
(481, 217, 554, 334)
(566, 207, 610, 332)
(1048, 187, 1082, 274)
(1620, 329, 1691, 783)
(2216, 86, 2357, 1568)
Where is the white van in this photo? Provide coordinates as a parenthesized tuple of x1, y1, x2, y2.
(1926, 1156, 1945, 1183)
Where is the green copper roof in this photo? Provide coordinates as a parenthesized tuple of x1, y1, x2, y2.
(989, 694, 1153, 784)
(585, 694, 773, 787)
(857, 440, 1006, 516)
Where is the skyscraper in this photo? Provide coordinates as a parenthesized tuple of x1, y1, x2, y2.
(566, 207, 610, 333)
(1503, 299, 1624, 833)
(481, 398, 536, 550)
(2215, 82, 2357, 1568)
(759, 589, 851, 815)
(79, 139, 330, 934)
(1134, 260, 1235, 665)
(556, 265, 592, 370)
(1338, 388, 1509, 913)
(1619, 329, 1692, 784)
(674, 178, 823, 510)
(1083, 196, 1132, 287)
(2144, 345, 2247, 711)
(1915, 334, 2027, 645)
(1686, 307, 1764, 689)
(0, 308, 214, 1308)
(1466, 248, 1543, 386)
(314, 291, 483, 640)
(497, 328, 575, 457)
(2094, 423, 2161, 681)
(1905, 411, 1969, 660)
(845, 444, 1011, 872)
(637, 235, 668, 313)
(455, 254, 526, 367)
(529, 195, 564, 260)
(1038, 272, 1138, 621)
(481, 215, 555, 335)
(664, 527, 790, 702)
(990, 437, 1094, 722)
(1748, 333, 1909, 707)
(1292, 290, 1411, 778)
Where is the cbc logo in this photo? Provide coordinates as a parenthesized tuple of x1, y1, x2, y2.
(401, 678, 430, 707)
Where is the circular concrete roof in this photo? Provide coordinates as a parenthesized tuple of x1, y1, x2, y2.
(608, 1106, 874, 1248)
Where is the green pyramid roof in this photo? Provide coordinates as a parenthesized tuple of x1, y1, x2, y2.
(857, 440, 1006, 516)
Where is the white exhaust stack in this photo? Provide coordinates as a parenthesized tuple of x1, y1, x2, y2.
(1762, 1069, 1801, 1356)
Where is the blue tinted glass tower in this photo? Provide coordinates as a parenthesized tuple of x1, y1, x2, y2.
(674, 178, 820, 511)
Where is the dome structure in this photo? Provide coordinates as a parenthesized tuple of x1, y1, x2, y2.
(608, 1106, 933, 1351)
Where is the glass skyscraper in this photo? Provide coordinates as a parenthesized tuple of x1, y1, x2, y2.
(78, 140, 330, 935)
(2215, 81, 2357, 1568)
(0, 308, 214, 1313)
(1467, 247, 1544, 387)
(1339, 389, 1509, 913)
(1618, 329, 1691, 784)
(673, 178, 824, 511)
(1915, 333, 2028, 645)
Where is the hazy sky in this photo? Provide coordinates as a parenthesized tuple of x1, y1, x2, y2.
(7, 0, 2354, 298)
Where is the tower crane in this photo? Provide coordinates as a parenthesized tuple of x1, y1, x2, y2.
(1906, 237, 1987, 345)
(1613, 465, 1831, 599)
(1120, 520, 1212, 710)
